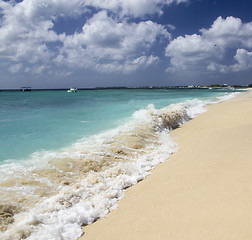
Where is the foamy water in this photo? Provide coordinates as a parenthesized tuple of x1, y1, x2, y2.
(0, 89, 241, 239)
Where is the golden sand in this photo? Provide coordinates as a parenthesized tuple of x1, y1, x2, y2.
(80, 90, 252, 240)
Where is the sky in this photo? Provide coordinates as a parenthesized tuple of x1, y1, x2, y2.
(0, 0, 252, 89)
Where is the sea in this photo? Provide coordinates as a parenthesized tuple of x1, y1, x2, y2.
(0, 88, 245, 240)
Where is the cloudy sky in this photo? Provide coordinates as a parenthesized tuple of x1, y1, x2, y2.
(0, 0, 252, 89)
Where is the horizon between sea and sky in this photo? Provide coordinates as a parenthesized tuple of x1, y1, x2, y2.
(0, 0, 252, 89)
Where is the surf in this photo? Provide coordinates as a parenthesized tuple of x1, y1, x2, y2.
(0, 89, 241, 239)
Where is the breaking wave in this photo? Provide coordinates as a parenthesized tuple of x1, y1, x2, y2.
(0, 94, 238, 240)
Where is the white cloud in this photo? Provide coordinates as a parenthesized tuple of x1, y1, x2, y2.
(208, 49, 252, 73)
(165, 16, 252, 73)
(0, 0, 64, 63)
(8, 63, 23, 73)
(94, 55, 159, 73)
(201, 16, 252, 48)
(83, 0, 190, 18)
(232, 49, 252, 71)
(0, 0, 174, 75)
(0, 0, 88, 65)
(166, 24, 176, 31)
(56, 11, 169, 73)
(31, 64, 49, 74)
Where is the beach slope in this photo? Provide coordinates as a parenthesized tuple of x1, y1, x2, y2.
(81, 90, 252, 240)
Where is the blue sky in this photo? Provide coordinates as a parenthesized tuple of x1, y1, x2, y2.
(0, 0, 252, 89)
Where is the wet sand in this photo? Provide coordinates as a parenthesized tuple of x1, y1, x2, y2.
(80, 90, 252, 240)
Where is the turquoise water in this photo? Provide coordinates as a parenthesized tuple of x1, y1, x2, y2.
(0, 88, 238, 163)
(0, 88, 244, 240)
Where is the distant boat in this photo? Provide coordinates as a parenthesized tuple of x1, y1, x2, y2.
(67, 88, 77, 92)
(20, 87, 31, 92)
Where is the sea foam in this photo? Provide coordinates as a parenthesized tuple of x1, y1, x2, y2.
(0, 96, 231, 240)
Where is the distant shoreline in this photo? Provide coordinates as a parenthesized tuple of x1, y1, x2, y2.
(0, 86, 250, 91)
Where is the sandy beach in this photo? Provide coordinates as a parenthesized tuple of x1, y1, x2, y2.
(80, 90, 252, 240)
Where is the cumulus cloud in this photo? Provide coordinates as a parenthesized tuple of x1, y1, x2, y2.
(54, 10, 169, 73)
(208, 49, 252, 73)
(165, 16, 252, 73)
(0, 0, 64, 63)
(83, 0, 190, 18)
(0, 0, 175, 75)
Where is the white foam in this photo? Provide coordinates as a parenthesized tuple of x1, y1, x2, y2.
(216, 91, 241, 102)
(0, 94, 237, 240)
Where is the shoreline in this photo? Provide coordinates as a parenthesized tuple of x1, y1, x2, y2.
(80, 90, 252, 240)
(0, 86, 249, 91)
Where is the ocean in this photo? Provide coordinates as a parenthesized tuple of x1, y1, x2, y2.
(0, 88, 244, 239)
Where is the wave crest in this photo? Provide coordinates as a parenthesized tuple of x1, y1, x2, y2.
(0, 99, 207, 240)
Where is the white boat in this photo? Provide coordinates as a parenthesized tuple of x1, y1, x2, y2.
(67, 88, 77, 92)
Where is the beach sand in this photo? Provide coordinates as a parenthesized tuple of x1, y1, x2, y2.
(80, 90, 252, 240)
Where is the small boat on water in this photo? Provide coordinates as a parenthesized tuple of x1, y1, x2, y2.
(67, 88, 77, 92)
(20, 87, 32, 92)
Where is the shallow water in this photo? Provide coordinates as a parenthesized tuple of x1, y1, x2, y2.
(0, 88, 243, 239)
